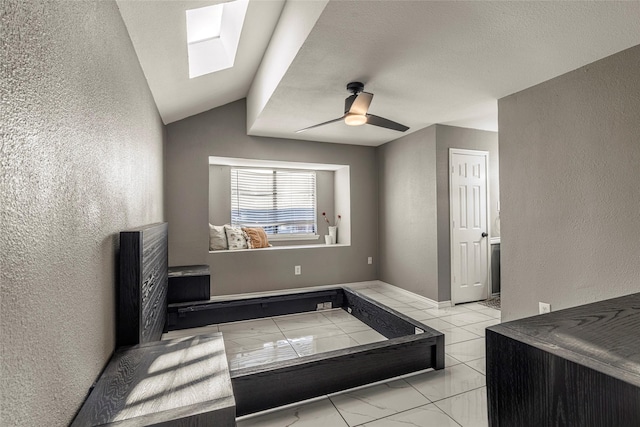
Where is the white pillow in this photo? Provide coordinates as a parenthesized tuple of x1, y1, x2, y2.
(224, 225, 248, 250)
(209, 224, 228, 251)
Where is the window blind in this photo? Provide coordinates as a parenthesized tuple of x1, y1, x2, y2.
(231, 168, 317, 235)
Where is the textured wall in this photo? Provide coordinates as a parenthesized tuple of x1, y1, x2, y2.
(1, 1, 164, 425)
(499, 45, 640, 321)
(378, 126, 439, 300)
(435, 125, 499, 302)
(165, 99, 377, 295)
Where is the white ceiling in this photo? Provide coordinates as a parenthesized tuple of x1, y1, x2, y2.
(118, 0, 640, 146)
(116, 0, 285, 124)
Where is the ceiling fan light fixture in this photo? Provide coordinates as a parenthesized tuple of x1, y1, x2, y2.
(344, 113, 367, 126)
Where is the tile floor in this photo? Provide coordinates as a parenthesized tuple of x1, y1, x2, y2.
(235, 282, 500, 427)
(162, 306, 387, 370)
(166, 281, 501, 426)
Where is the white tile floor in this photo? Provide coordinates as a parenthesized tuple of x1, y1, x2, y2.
(166, 281, 501, 426)
(235, 282, 501, 427)
(162, 304, 386, 370)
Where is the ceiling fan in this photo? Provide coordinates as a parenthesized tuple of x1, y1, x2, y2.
(296, 82, 409, 133)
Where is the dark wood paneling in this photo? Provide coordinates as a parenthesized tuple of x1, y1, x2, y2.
(72, 334, 236, 426)
(232, 334, 439, 416)
(168, 265, 210, 304)
(167, 289, 344, 330)
(344, 288, 445, 369)
(487, 292, 640, 427)
(118, 223, 168, 347)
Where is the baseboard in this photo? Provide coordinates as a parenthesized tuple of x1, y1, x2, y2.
(208, 280, 454, 309)
(374, 281, 452, 309)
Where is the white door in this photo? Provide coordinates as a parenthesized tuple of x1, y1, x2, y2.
(450, 149, 489, 305)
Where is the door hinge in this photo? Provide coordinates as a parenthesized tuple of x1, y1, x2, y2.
(451, 166, 454, 174)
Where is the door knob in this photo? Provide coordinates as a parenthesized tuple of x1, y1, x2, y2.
(481, 232, 488, 238)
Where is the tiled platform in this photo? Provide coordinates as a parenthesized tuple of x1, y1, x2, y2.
(162, 307, 387, 370)
(163, 281, 499, 426)
(233, 281, 501, 427)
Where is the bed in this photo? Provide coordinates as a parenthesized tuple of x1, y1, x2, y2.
(118, 223, 445, 418)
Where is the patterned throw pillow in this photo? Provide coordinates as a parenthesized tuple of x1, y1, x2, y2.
(242, 227, 270, 249)
(224, 225, 248, 250)
(209, 224, 228, 251)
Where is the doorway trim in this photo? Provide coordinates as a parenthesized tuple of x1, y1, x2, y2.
(449, 148, 491, 305)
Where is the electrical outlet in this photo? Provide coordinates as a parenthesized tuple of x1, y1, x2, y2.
(367, 257, 373, 265)
(316, 302, 332, 311)
(294, 265, 301, 275)
(539, 302, 551, 314)
(347, 307, 352, 314)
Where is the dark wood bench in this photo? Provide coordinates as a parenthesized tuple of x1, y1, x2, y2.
(71, 333, 236, 426)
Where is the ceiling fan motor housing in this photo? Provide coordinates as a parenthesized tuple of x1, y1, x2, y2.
(346, 81, 364, 94)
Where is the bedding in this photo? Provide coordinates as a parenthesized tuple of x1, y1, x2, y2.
(209, 224, 228, 250)
(224, 225, 248, 250)
(242, 227, 270, 248)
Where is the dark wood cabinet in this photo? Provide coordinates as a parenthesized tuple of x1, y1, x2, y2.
(168, 264, 210, 303)
(487, 293, 640, 426)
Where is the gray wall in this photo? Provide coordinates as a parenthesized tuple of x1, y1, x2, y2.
(378, 126, 439, 300)
(499, 45, 640, 321)
(166, 99, 377, 295)
(436, 125, 499, 301)
(377, 125, 499, 302)
(1, 2, 164, 425)
(208, 165, 335, 247)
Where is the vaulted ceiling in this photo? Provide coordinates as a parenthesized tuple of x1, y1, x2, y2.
(118, 0, 640, 146)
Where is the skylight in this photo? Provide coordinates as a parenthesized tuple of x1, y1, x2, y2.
(186, 4, 223, 43)
(186, 0, 249, 79)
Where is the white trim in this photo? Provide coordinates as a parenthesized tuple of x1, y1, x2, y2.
(267, 234, 320, 242)
(209, 243, 349, 254)
(371, 281, 452, 309)
(436, 300, 453, 309)
(490, 237, 501, 245)
(449, 148, 491, 305)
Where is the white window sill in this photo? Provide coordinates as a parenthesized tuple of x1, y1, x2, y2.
(209, 243, 349, 253)
(267, 234, 320, 242)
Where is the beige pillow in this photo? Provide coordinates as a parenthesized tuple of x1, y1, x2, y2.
(224, 225, 248, 250)
(242, 227, 270, 249)
(209, 224, 228, 251)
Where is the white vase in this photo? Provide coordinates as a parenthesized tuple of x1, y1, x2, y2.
(328, 226, 337, 244)
(324, 235, 332, 245)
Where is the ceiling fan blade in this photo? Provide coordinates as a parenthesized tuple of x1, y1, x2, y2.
(344, 94, 358, 114)
(348, 92, 373, 115)
(366, 114, 409, 132)
(296, 116, 345, 133)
